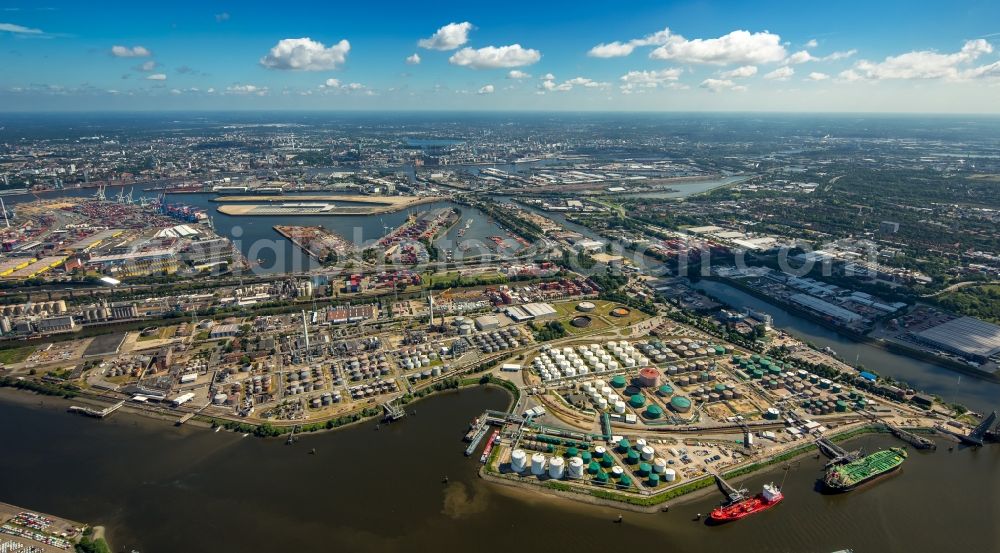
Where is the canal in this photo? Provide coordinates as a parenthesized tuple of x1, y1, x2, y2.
(0, 387, 996, 553)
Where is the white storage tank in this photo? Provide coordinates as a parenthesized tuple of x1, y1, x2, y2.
(594, 445, 607, 457)
(653, 458, 667, 473)
(635, 438, 647, 448)
(611, 466, 624, 477)
(640, 446, 655, 461)
(663, 468, 677, 482)
(614, 401, 627, 414)
(530, 453, 546, 475)
(548, 456, 565, 479)
(568, 457, 585, 479)
(597, 397, 608, 409)
(511, 449, 527, 473)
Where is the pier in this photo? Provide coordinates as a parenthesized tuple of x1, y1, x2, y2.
(382, 401, 406, 422)
(67, 400, 124, 419)
(709, 469, 747, 503)
(815, 436, 859, 467)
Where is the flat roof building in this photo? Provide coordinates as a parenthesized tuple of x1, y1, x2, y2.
(913, 316, 1000, 363)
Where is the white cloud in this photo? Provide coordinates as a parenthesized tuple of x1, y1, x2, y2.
(720, 65, 757, 78)
(418, 21, 473, 51)
(111, 45, 151, 58)
(226, 84, 268, 95)
(449, 44, 541, 69)
(651, 30, 786, 65)
(699, 78, 746, 92)
(477, 84, 494, 95)
(539, 75, 608, 92)
(260, 37, 350, 71)
(169, 88, 182, 95)
(786, 49, 857, 64)
(0, 22, 42, 34)
(618, 68, 682, 92)
(787, 50, 815, 64)
(807, 72, 830, 81)
(588, 27, 671, 58)
(507, 70, 531, 79)
(763, 66, 794, 80)
(145, 73, 166, 81)
(539, 74, 570, 92)
(405, 53, 421, 65)
(566, 77, 607, 88)
(824, 49, 858, 61)
(805, 39, 819, 48)
(214, 12, 230, 22)
(837, 69, 863, 82)
(322, 78, 340, 87)
(853, 39, 994, 80)
(136, 60, 157, 72)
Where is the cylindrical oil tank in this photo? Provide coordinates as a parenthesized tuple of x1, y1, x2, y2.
(670, 396, 692, 413)
(640, 446, 655, 461)
(638, 367, 659, 387)
(548, 456, 565, 479)
(511, 449, 527, 472)
(530, 453, 546, 475)
(663, 468, 677, 482)
(568, 457, 584, 479)
(653, 458, 666, 473)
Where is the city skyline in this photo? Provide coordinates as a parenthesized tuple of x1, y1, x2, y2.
(2, 0, 1000, 112)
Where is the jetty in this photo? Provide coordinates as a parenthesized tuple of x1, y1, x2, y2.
(68, 400, 124, 419)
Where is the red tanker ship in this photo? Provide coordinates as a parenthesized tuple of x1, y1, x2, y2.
(709, 483, 783, 522)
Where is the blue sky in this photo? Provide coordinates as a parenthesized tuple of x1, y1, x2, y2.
(2, 0, 1000, 111)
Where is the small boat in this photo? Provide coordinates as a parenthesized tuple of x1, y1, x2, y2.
(709, 483, 783, 522)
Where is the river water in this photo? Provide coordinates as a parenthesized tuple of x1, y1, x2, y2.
(0, 387, 996, 553)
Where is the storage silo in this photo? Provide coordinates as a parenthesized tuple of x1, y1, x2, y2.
(568, 457, 585, 479)
(511, 449, 527, 473)
(653, 458, 666, 473)
(548, 456, 565, 479)
(530, 453, 546, 475)
(663, 468, 677, 482)
(670, 396, 692, 413)
(640, 445, 655, 461)
(638, 367, 660, 387)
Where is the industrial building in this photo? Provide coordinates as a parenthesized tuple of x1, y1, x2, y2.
(504, 302, 557, 322)
(325, 304, 377, 324)
(912, 316, 1000, 363)
(474, 314, 501, 331)
(789, 293, 863, 323)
